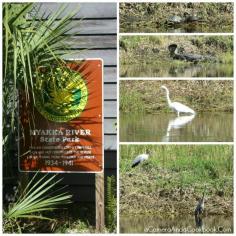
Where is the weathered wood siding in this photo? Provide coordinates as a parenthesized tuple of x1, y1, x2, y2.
(33, 2, 117, 202)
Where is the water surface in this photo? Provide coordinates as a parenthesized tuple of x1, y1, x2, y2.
(120, 214, 233, 233)
(120, 112, 233, 142)
(120, 63, 233, 78)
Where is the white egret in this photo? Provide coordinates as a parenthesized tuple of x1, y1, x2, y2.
(161, 86, 195, 116)
(131, 150, 151, 168)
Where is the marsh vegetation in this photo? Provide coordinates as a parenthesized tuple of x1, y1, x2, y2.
(120, 80, 233, 114)
(120, 145, 233, 233)
(120, 3, 233, 33)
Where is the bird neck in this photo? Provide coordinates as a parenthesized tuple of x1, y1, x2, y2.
(201, 189, 206, 202)
(165, 88, 172, 106)
(200, 198, 205, 207)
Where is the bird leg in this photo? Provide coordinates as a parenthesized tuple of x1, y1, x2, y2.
(177, 111, 180, 117)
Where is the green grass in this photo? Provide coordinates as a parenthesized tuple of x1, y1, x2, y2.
(120, 145, 233, 215)
(120, 145, 233, 195)
(219, 52, 234, 64)
(120, 85, 145, 113)
(120, 145, 232, 184)
(55, 218, 93, 233)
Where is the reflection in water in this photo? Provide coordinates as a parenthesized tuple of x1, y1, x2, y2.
(195, 215, 204, 233)
(120, 63, 233, 78)
(120, 214, 233, 233)
(120, 112, 233, 142)
(162, 114, 195, 142)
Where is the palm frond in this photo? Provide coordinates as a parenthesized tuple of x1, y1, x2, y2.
(3, 3, 81, 132)
(5, 174, 72, 220)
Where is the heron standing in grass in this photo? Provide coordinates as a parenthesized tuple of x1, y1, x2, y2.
(131, 150, 152, 168)
(161, 85, 195, 117)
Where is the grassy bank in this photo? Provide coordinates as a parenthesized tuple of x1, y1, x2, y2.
(120, 3, 233, 33)
(120, 145, 233, 216)
(120, 36, 233, 66)
(120, 80, 233, 113)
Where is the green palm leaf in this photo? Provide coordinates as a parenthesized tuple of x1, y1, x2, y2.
(3, 3, 81, 132)
(5, 174, 72, 220)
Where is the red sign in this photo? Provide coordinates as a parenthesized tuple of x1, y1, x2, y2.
(19, 59, 103, 172)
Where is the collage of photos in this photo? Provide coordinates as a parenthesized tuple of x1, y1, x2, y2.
(119, 1, 234, 234)
(1, 1, 235, 235)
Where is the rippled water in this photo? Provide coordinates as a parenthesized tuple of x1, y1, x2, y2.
(120, 214, 233, 233)
(120, 63, 233, 78)
(120, 112, 233, 142)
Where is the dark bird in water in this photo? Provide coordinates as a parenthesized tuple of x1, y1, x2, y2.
(195, 185, 206, 216)
(131, 150, 151, 168)
(195, 214, 204, 233)
(168, 44, 216, 63)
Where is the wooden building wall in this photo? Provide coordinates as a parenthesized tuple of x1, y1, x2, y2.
(31, 2, 117, 202)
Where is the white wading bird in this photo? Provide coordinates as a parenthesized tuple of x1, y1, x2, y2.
(161, 85, 195, 117)
(131, 150, 151, 168)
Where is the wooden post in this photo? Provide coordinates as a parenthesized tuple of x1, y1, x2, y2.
(95, 172, 105, 232)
